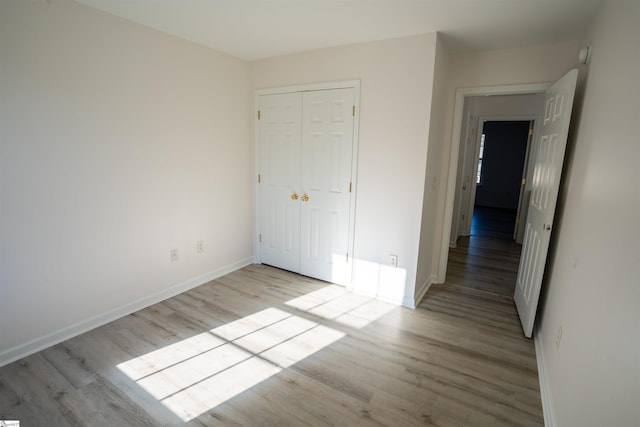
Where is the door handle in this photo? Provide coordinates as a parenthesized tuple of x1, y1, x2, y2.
(301, 194, 309, 202)
(291, 193, 299, 200)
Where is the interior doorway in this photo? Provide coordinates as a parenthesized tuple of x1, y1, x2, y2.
(471, 120, 532, 241)
(438, 71, 579, 338)
(438, 83, 550, 284)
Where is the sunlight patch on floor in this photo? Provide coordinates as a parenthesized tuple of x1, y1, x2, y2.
(117, 281, 398, 422)
(117, 306, 344, 422)
(285, 286, 396, 329)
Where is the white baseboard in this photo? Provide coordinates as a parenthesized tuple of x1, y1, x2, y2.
(402, 274, 437, 309)
(0, 257, 253, 368)
(534, 327, 557, 427)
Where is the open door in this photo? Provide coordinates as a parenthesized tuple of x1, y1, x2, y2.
(513, 120, 535, 243)
(514, 69, 578, 337)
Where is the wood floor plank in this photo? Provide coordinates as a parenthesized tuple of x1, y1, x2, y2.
(0, 212, 543, 425)
(0, 355, 84, 426)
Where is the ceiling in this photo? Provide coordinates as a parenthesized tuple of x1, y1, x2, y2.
(75, 0, 602, 61)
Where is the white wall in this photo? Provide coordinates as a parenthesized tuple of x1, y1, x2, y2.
(447, 40, 580, 89)
(0, 0, 252, 365)
(251, 34, 437, 305)
(536, 1, 640, 425)
(436, 40, 580, 282)
(416, 35, 450, 305)
(473, 94, 545, 117)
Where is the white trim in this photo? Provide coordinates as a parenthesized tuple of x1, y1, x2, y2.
(465, 116, 484, 235)
(402, 274, 437, 309)
(534, 327, 558, 427)
(254, 80, 361, 287)
(437, 83, 551, 283)
(0, 257, 253, 368)
(477, 115, 540, 122)
(253, 90, 262, 264)
(349, 84, 361, 287)
(454, 113, 478, 239)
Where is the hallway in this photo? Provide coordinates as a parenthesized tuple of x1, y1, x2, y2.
(424, 207, 526, 334)
(419, 206, 541, 422)
(449, 206, 523, 295)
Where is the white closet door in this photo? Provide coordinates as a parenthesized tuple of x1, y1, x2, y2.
(300, 88, 355, 285)
(259, 92, 302, 273)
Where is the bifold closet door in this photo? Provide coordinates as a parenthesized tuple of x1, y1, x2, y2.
(259, 92, 303, 273)
(299, 88, 355, 285)
(259, 87, 355, 286)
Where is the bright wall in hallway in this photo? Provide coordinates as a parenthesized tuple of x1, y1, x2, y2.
(536, 1, 640, 425)
(437, 40, 580, 281)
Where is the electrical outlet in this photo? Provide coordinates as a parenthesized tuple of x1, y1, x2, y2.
(196, 240, 205, 254)
(170, 248, 178, 262)
(555, 325, 563, 350)
(390, 254, 398, 267)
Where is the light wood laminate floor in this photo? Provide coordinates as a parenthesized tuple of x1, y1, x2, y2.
(0, 228, 541, 426)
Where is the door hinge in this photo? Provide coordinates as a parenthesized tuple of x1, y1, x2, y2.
(521, 178, 526, 186)
(515, 218, 520, 224)
(259, 233, 262, 243)
(352, 105, 355, 117)
(257, 110, 261, 120)
(346, 253, 349, 262)
(258, 174, 261, 183)
(529, 128, 533, 136)
(349, 182, 352, 193)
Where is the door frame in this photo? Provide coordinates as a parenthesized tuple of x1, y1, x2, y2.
(451, 112, 478, 245)
(253, 80, 361, 287)
(438, 83, 549, 283)
(463, 115, 539, 239)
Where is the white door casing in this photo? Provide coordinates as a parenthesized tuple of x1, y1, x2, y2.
(466, 117, 483, 236)
(458, 114, 478, 240)
(514, 69, 578, 338)
(439, 83, 550, 284)
(257, 84, 358, 286)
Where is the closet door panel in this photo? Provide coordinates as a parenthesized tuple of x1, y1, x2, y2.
(300, 88, 355, 285)
(259, 92, 302, 272)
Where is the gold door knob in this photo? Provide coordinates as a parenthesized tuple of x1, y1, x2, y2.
(291, 193, 299, 200)
(302, 194, 309, 202)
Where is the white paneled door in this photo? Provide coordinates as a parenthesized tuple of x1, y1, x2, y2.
(259, 92, 303, 273)
(259, 87, 356, 286)
(514, 69, 578, 337)
(300, 89, 355, 285)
